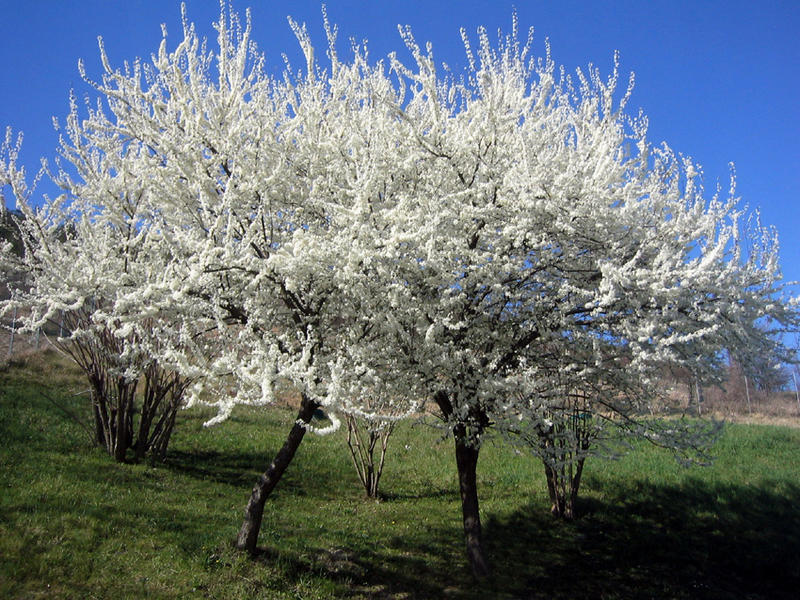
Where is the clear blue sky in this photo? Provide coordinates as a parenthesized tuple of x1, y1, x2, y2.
(1, 0, 798, 286)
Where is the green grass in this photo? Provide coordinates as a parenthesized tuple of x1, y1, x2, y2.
(1, 351, 799, 599)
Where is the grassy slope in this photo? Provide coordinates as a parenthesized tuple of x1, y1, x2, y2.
(1, 352, 799, 599)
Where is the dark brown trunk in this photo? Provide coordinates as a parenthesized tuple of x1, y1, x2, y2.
(90, 372, 109, 450)
(543, 460, 563, 517)
(567, 456, 587, 519)
(236, 393, 319, 554)
(113, 399, 129, 463)
(151, 405, 178, 462)
(134, 378, 156, 462)
(134, 413, 152, 462)
(93, 401, 107, 448)
(543, 455, 586, 520)
(453, 424, 490, 579)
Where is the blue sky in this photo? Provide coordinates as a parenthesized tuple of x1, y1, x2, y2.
(1, 0, 798, 286)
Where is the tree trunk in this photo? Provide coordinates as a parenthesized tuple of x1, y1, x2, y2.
(543, 454, 586, 520)
(566, 456, 586, 520)
(543, 460, 563, 517)
(113, 399, 129, 463)
(453, 424, 490, 579)
(93, 401, 107, 448)
(236, 393, 319, 554)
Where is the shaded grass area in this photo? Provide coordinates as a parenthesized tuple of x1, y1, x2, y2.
(1, 351, 799, 599)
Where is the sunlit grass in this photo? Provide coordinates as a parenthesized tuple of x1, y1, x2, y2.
(1, 351, 799, 598)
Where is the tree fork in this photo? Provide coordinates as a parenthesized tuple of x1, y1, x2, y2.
(236, 393, 319, 554)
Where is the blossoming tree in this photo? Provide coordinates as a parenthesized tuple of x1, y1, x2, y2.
(334, 20, 797, 576)
(3, 4, 796, 578)
(0, 125, 193, 463)
(9, 5, 423, 552)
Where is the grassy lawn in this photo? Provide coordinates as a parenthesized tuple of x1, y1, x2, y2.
(1, 351, 799, 599)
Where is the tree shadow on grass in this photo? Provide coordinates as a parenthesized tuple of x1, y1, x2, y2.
(163, 446, 353, 498)
(482, 477, 800, 599)
(13, 420, 798, 600)
(289, 525, 472, 599)
(156, 447, 800, 599)
(292, 477, 800, 599)
(164, 449, 271, 487)
(380, 488, 459, 502)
